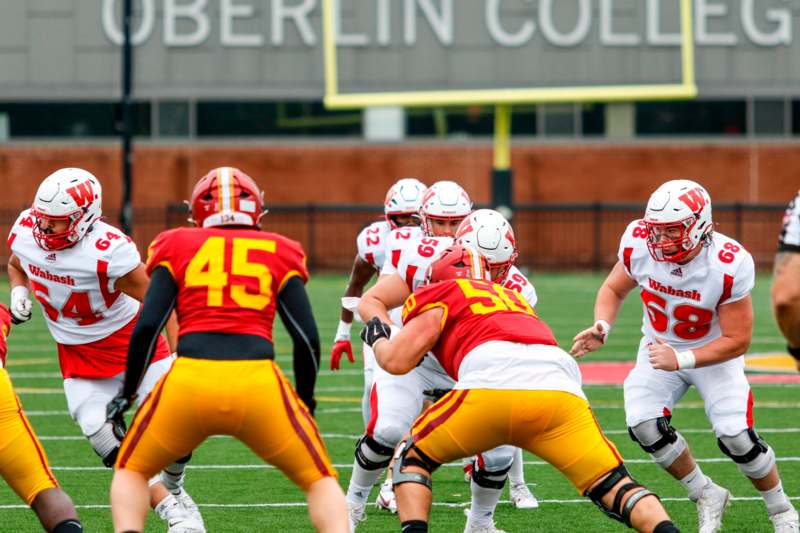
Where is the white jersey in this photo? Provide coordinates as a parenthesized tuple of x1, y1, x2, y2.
(383, 235, 454, 290)
(618, 219, 755, 351)
(382, 225, 423, 272)
(356, 221, 391, 271)
(501, 266, 538, 308)
(8, 209, 142, 345)
(779, 191, 800, 252)
(385, 235, 538, 306)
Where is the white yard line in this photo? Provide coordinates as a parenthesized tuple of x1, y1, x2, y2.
(47, 457, 800, 471)
(0, 495, 797, 510)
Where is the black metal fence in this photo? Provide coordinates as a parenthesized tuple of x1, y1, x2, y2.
(2, 203, 787, 272)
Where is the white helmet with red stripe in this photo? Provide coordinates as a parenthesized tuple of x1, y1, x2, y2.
(31, 168, 103, 251)
(384, 178, 426, 229)
(189, 167, 265, 228)
(455, 209, 518, 282)
(419, 181, 472, 236)
(644, 179, 713, 263)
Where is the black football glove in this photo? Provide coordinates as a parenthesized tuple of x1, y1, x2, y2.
(360, 317, 392, 348)
(106, 393, 135, 439)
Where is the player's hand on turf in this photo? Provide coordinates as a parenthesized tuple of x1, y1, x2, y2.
(10, 286, 32, 325)
(570, 323, 606, 357)
(360, 317, 391, 348)
(330, 340, 355, 370)
(648, 338, 679, 371)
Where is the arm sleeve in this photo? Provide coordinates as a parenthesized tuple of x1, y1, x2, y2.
(121, 266, 177, 399)
(276, 276, 320, 416)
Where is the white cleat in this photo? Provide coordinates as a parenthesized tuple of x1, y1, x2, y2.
(771, 508, 800, 533)
(696, 482, 731, 533)
(173, 488, 206, 532)
(156, 495, 205, 533)
(348, 501, 366, 533)
(509, 482, 539, 509)
(463, 509, 507, 533)
(375, 480, 397, 513)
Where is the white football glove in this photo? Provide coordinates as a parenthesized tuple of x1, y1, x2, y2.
(10, 286, 32, 324)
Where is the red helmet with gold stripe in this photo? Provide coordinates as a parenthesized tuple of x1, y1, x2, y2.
(425, 245, 491, 285)
(189, 167, 265, 228)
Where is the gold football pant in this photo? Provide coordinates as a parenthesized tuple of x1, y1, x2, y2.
(0, 368, 59, 504)
(117, 358, 336, 490)
(412, 389, 623, 493)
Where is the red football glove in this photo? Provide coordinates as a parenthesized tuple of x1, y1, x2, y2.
(330, 340, 355, 370)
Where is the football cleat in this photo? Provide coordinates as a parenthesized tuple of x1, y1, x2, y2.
(375, 479, 397, 513)
(509, 482, 539, 509)
(771, 508, 800, 533)
(348, 501, 366, 533)
(173, 488, 205, 532)
(696, 482, 730, 533)
(463, 509, 507, 533)
(156, 494, 205, 533)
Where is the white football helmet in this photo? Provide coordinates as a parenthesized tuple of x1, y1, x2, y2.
(31, 168, 103, 251)
(455, 209, 518, 282)
(644, 179, 713, 263)
(384, 178, 426, 228)
(419, 181, 472, 237)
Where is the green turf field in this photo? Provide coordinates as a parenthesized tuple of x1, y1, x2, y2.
(1, 273, 797, 532)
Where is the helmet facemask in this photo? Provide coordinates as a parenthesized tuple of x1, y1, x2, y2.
(645, 216, 702, 263)
(31, 208, 86, 251)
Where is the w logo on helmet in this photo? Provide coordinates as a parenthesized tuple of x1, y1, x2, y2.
(678, 188, 706, 213)
(65, 181, 94, 207)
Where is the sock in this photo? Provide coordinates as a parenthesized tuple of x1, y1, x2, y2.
(154, 494, 180, 519)
(161, 456, 190, 493)
(653, 520, 680, 533)
(346, 461, 384, 505)
(468, 479, 502, 525)
(508, 448, 525, 486)
(401, 520, 428, 532)
(680, 465, 709, 501)
(53, 520, 83, 532)
(760, 481, 793, 516)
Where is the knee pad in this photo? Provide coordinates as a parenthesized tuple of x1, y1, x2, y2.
(354, 435, 394, 471)
(88, 420, 124, 468)
(628, 417, 687, 469)
(586, 464, 660, 527)
(471, 463, 511, 490)
(392, 438, 438, 491)
(718, 429, 775, 479)
(372, 420, 411, 450)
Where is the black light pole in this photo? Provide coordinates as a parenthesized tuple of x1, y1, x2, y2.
(120, 0, 134, 236)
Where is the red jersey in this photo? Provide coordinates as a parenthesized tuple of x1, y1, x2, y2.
(401, 279, 557, 380)
(146, 227, 309, 342)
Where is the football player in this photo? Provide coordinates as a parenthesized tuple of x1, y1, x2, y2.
(330, 177, 426, 425)
(363, 246, 679, 533)
(7, 168, 204, 532)
(345, 181, 470, 528)
(572, 180, 799, 532)
(771, 191, 800, 371)
(106, 167, 347, 533)
(0, 304, 84, 532)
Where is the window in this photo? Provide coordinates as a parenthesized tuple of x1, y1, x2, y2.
(636, 100, 746, 136)
(196, 101, 361, 137)
(0, 102, 150, 137)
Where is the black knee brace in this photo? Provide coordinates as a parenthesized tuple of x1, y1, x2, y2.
(471, 462, 511, 490)
(585, 464, 659, 527)
(392, 438, 439, 491)
(354, 435, 394, 470)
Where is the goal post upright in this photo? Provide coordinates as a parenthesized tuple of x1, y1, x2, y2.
(322, 0, 697, 212)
